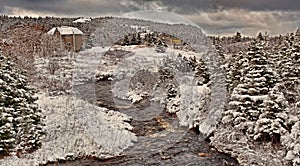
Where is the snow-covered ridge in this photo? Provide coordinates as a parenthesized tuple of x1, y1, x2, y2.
(122, 10, 201, 29)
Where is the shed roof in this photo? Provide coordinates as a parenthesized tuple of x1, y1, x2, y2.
(47, 26, 84, 35)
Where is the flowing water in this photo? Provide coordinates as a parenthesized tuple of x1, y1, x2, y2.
(46, 80, 238, 166)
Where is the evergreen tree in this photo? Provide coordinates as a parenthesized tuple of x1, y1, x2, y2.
(277, 34, 300, 105)
(130, 33, 137, 45)
(295, 27, 300, 43)
(282, 121, 300, 166)
(222, 40, 289, 143)
(234, 32, 242, 42)
(136, 33, 142, 45)
(194, 58, 210, 85)
(0, 54, 44, 157)
(257, 32, 264, 41)
(224, 51, 244, 94)
(123, 35, 129, 46)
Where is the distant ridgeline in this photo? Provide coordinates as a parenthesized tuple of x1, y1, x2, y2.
(0, 53, 44, 158)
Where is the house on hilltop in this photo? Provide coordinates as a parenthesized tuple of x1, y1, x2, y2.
(47, 26, 84, 52)
(159, 33, 184, 48)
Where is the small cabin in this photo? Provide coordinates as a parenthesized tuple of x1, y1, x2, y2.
(47, 26, 84, 52)
(170, 38, 182, 45)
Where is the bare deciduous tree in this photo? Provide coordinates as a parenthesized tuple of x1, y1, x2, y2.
(47, 58, 60, 75)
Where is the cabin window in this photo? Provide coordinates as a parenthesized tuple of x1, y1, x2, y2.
(66, 42, 71, 47)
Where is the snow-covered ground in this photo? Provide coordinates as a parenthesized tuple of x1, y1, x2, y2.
(0, 94, 137, 166)
(73, 46, 109, 85)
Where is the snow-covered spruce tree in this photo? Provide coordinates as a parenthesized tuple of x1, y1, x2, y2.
(0, 53, 44, 157)
(279, 31, 300, 166)
(224, 51, 244, 94)
(277, 33, 300, 106)
(194, 56, 210, 85)
(234, 32, 242, 43)
(282, 121, 300, 166)
(222, 40, 289, 143)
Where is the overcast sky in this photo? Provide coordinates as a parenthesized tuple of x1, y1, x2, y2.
(0, 0, 299, 36)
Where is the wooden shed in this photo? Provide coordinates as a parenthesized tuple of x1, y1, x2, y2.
(47, 26, 84, 52)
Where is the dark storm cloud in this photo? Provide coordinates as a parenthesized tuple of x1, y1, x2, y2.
(0, 0, 125, 16)
(0, 0, 60, 12)
(1, 0, 299, 16)
(123, 0, 300, 36)
(128, 0, 300, 14)
(218, 0, 300, 11)
(0, 0, 299, 36)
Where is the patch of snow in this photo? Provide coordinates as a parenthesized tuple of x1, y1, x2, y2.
(73, 18, 92, 23)
(176, 84, 210, 128)
(128, 92, 144, 104)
